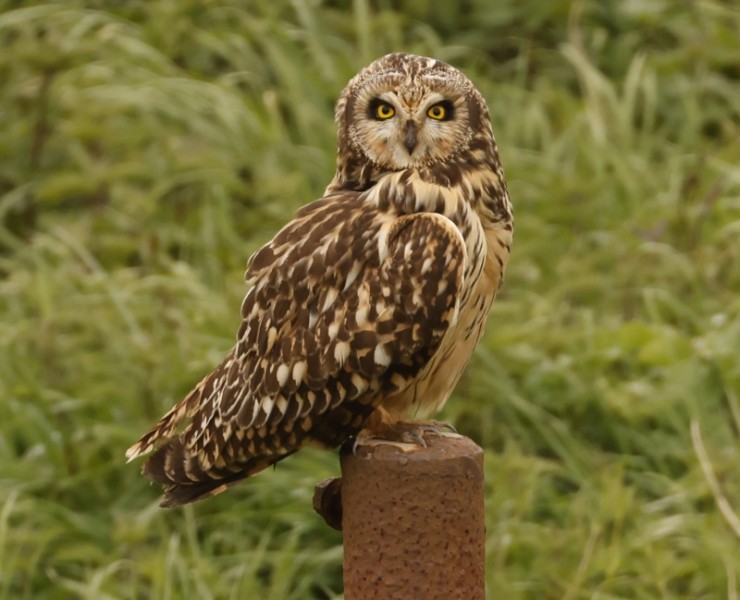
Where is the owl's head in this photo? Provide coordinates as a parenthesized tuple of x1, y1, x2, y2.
(331, 53, 495, 191)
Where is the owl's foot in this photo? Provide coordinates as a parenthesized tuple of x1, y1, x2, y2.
(353, 419, 459, 454)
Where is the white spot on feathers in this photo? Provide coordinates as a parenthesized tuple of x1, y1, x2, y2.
(421, 257, 433, 275)
(276, 364, 290, 388)
(373, 344, 391, 367)
(355, 305, 369, 328)
(305, 391, 316, 416)
(267, 327, 277, 352)
(292, 360, 307, 386)
(322, 287, 338, 312)
(259, 396, 274, 420)
(343, 261, 362, 291)
(377, 222, 392, 262)
(334, 341, 351, 365)
(403, 241, 414, 260)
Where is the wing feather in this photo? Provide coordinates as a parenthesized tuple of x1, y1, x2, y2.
(126, 191, 467, 506)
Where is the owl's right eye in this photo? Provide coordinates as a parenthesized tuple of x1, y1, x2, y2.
(371, 101, 395, 120)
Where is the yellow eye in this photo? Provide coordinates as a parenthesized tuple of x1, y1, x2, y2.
(374, 102, 395, 120)
(427, 104, 447, 120)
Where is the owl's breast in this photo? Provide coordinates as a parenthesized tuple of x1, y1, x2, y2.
(378, 175, 512, 420)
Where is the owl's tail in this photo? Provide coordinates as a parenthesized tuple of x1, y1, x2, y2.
(125, 359, 222, 464)
(142, 438, 296, 507)
(125, 349, 293, 507)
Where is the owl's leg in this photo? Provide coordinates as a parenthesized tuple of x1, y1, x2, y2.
(352, 407, 460, 453)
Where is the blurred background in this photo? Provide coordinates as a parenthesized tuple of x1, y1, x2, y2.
(1, 1, 738, 598)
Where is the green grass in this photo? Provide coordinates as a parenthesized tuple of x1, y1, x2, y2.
(1, 0, 739, 598)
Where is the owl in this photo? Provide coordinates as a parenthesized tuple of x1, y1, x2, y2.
(126, 52, 513, 507)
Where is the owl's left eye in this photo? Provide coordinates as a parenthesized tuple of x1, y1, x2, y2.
(427, 101, 454, 121)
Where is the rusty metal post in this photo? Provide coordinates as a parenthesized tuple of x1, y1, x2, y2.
(316, 434, 485, 600)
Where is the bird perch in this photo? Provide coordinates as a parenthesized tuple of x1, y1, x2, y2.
(314, 434, 485, 599)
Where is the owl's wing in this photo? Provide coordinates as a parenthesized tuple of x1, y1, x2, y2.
(125, 192, 467, 506)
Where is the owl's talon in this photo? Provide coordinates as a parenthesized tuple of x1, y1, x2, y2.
(401, 430, 427, 447)
(405, 420, 457, 439)
(354, 419, 458, 452)
(351, 428, 382, 454)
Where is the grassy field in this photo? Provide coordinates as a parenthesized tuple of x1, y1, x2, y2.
(1, 0, 739, 598)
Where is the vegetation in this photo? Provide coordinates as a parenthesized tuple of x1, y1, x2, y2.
(1, 0, 738, 598)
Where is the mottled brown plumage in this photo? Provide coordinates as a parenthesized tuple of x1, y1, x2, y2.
(126, 52, 513, 507)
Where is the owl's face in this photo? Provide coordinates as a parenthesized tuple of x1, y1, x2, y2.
(334, 53, 491, 182)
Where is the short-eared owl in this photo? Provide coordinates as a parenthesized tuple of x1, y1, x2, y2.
(126, 53, 513, 507)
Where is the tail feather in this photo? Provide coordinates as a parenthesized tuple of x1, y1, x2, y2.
(125, 386, 202, 462)
(125, 352, 234, 462)
(147, 448, 297, 508)
(126, 348, 297, 507)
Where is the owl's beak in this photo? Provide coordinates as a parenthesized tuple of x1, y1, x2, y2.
(404, 121, 418, 155)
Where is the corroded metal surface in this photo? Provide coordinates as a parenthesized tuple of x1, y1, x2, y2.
(313, 476, 343, 531)
(340, 435, 485, 600)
